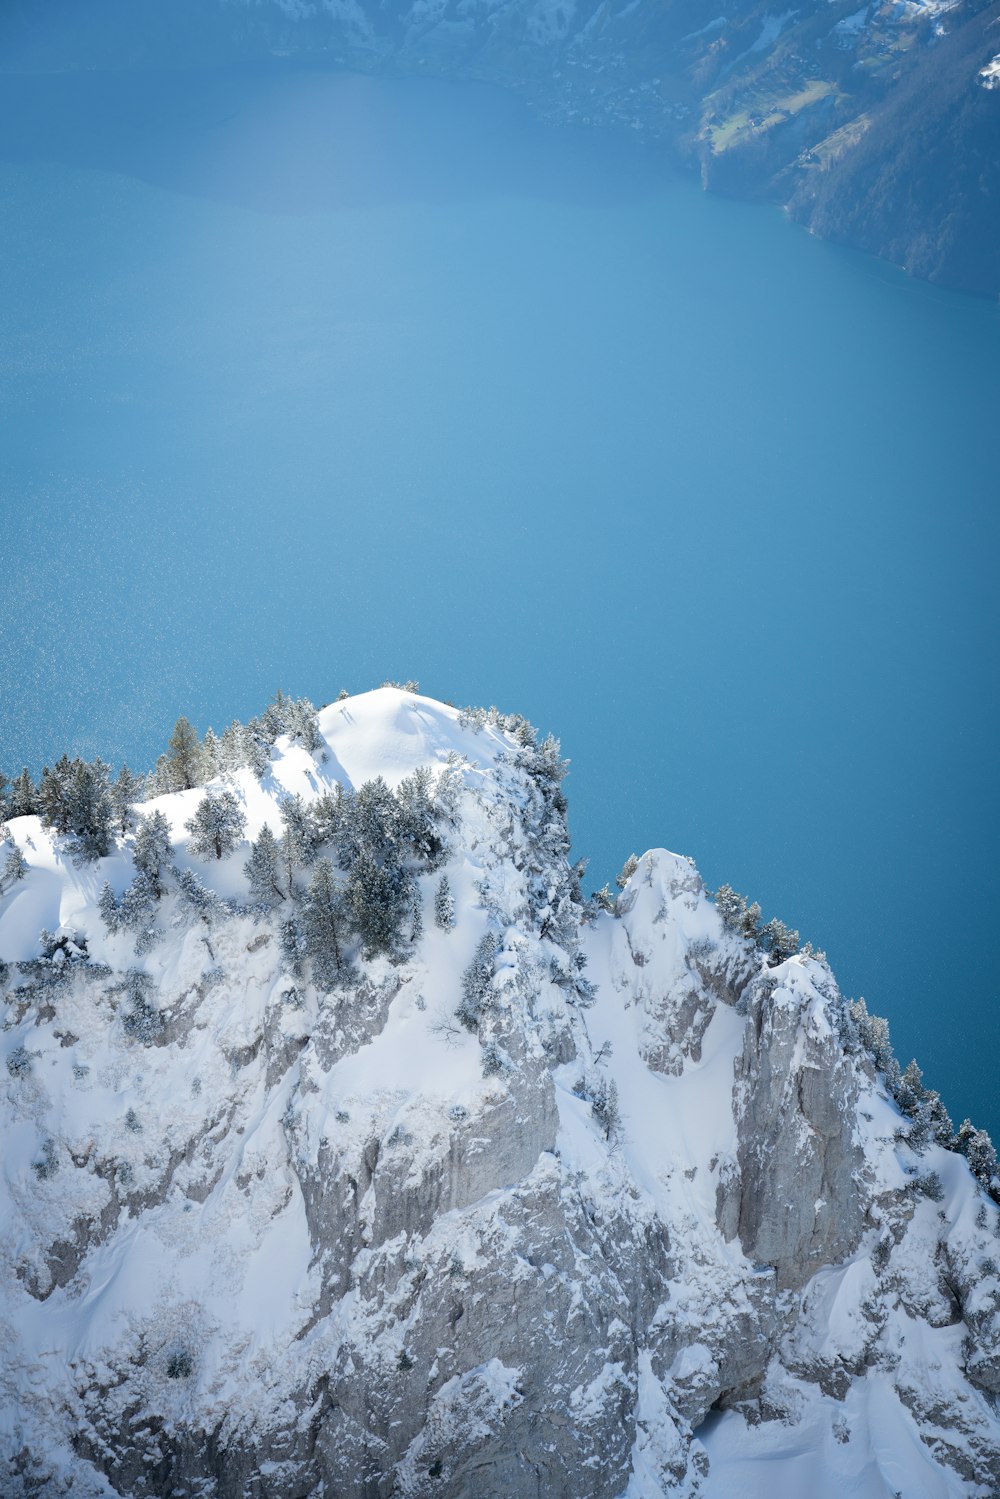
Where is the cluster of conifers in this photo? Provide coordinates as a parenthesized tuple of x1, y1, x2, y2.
(0, 690, 325, 864)
(90, 761, 456, 993)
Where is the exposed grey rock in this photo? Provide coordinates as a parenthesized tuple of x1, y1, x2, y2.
(733, 967, 866, 1290)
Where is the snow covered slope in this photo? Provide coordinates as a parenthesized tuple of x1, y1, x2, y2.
(1, 688, 998, 1496)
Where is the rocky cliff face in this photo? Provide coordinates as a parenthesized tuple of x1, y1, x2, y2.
(3, 0, 997, 294)
(1, 688, 998, 1497)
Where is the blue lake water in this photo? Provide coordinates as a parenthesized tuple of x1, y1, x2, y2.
(0, 62, 997, 1138)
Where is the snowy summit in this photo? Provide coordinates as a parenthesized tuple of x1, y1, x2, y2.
(1, 687, 998, 1497)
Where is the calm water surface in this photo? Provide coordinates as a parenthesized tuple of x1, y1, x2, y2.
(0, 63, 997, 1136)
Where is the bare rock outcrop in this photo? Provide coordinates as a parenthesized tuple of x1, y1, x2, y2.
(733, 966, 866, 1290)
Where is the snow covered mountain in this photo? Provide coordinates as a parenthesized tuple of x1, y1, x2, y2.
(1, 687, 998, 1497)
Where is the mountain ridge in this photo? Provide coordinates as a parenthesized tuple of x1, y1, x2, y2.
(2, 687, 998, 1496)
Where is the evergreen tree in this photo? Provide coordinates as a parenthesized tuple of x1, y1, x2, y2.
(337, 777, 401, 868)
(714, 883, 762, 941)
(280, 912, 307, 978)
(396, 765, 444, 867)
(434, 874, 455, 930)
(288, 697, 322, 753)
(481, 1038, 504, 1077)
(344, 848, 412, 956)
(111, 765, 144, 837)
(244, 824, 285, 905)
(119, 969, 163, 1044)
(242, 719, 273, 779)
(202, 728, 221, 780)
(39, 758, 113, 861)
(66, 759, 114, 862)
(897, 1060, 926, 1118)
(0, 771, 8, 819)
(185, 790, 247, 861)
(133, 811, 172, 896)
(119, 871, 160, 955)
(3, 842, 27, 889)
(409, 890, 423, 946)
(150, 755, 172, 797)
(166, 716, 204, 791)
(98, 880, 121, 933)
(457, 930, 499, 1031)
(847, 998, 901, 1094)
(65, 760, 96, 832)
(313, 785, 347, 847)
(896, 1058, 954, 1152)
(174, 866, 226, 924)
(760, 917, 800, 966)
(517, 734, 569, 861)
(279, 794, 320, 891)
(9, 768, 37, 818)
(615, 853, 639, 891)
(99, 872, 162, 952)
(592, 884, 616, 914)
(262, 689, 291, 741)
(219, 720, 247, 778)
(301, 859, 349, 991)
(956, 1119, 999, 1190)
(591, 1075, 621, 1141)
(38, 756, 74, 833)
(926, 1090, 955, 1148)
(433, 764, 462, 831)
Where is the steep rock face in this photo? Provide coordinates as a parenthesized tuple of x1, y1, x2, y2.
(289, 1029, 559, 1306)
(611, 854, 746, 1079)
(732, 968, 865, 1289)
(1, 689, 999, 1498)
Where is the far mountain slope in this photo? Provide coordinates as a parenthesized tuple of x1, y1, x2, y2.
(1, 0, 998, 292)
